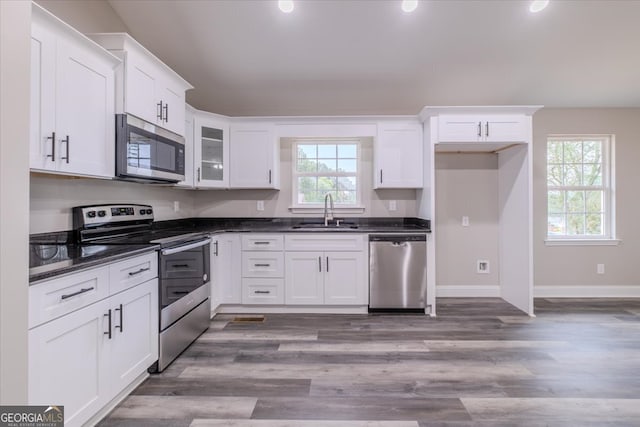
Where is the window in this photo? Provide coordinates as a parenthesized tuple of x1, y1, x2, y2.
(546, 135, 614, 240)
(292, 140, 360, 207)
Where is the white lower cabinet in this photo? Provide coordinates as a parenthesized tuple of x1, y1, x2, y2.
(241, 234, 284, 305)
(284, 234, 368, 306)
(108, 280, 158, 395)
(211, 233, 242, 309)
(28, 253, 158, 427)
(28, 298, 109, 426)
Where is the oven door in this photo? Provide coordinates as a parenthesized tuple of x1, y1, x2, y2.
(116, 114, 185, 183)
(159, 239, 211, 330)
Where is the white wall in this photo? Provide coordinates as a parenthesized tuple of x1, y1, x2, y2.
(0, 0, 30, 404)
(35, 0, 128, 33)
(435, 153, 500, 289)
(30, 176, 198, 233)
(195, 137, 418, 218)
(533, 108, 640, 294)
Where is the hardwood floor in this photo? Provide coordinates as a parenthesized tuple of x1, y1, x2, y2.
(98, 298, 640, 426)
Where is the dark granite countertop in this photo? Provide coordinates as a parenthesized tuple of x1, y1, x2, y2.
(29, 243, 159, 284)
(30, 217, 430, 283)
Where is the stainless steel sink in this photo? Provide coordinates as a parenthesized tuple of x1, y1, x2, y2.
(290, 223, 359, 230)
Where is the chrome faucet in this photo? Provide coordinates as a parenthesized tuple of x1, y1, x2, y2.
(324, 193, 334, 226)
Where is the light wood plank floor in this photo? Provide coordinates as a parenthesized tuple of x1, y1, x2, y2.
(99, 298, 640, 426)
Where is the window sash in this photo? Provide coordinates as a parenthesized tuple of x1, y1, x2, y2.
(292, 140, 361, 207)
(546, 135, 612, 239)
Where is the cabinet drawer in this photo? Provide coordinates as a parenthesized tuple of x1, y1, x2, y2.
(285, 233, 366, 252)
(109, 252, 158, 295)
(241, 252, 284, 278)
(29, 266, 109, 329)
(242, 278, 284, 305)
(242, 234, 284, 251)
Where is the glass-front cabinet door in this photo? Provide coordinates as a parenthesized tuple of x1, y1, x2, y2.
(194, 113, 229, 188)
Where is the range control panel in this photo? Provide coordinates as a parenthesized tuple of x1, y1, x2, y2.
(74, 204, 154, 227)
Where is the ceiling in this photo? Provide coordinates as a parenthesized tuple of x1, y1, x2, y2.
(106, 0, 640, 116)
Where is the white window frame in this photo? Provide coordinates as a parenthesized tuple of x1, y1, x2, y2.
(290, 138, 363, 212)
(545, 134, 618, 245)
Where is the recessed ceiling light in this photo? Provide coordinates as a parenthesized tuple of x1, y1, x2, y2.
(529, 0, 549, 13)
(278, 0, 294, 13)
(401, 0, 419, 13)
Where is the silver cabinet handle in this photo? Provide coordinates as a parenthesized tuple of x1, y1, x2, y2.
(128, 267, 150, 276)
(477, 122, 482, 137)
(380, 169, 383, 184)
(326, 256, 329, 272)
(157, 101, 163, 121)
(104, 309, 112, 339)
(46, 131, 56, 161)
(197, 167, 201, 182)
(60, 286, 94, 300)
(485, 122, 489, 137)
(318, 256, 322, 272)
(163, 103, 169, 123)
(254, 263, 271, 267)
(268, 169, 272, 184)
(60, 135, 69, 163)
(214, 240, 219, 256)
(114, 303, 123, 332)
(254, 290, 271, 294)
(254, 241, 270, 245)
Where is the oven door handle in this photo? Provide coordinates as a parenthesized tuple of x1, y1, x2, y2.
(161, 238, 212, 256)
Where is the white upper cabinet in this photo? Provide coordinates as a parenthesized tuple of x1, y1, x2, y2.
(87, 33, 192, 136)
(437, 115, 528, 143)
(176, 105, 195, 188)
(30, 4, 120, 179)
(194, 112, 230, 189)
(374, 121, 423, 189)
(230, 122, 280, 189)
(421, 106, 540, 152)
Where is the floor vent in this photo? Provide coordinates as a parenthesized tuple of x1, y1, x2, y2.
(231, 315, 265, 323)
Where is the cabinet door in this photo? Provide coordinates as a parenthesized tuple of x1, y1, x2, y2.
(324, 251, 367, 305)
(109, 280, 158, 397)
(30, 20, 57, 172)
(124, 53, 159, 125)
(194, 115, 229, 188)
(229, 123, 278, 189)
(214, 234, 242, 305)
(55, 36, 115, 178)
(437, 115, 483, 142)
(157, 80, 185, 136)
(285, 251, 324, 305)
(29, 299, 110, 427)
(375, 122, 423, 189)
(176, 106, 195, 187)
(484, 115, 527, 143)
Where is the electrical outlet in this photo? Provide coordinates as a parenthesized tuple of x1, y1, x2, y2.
(462, 216, 469, 227)
(477, 260, 490, 274)
(597, 264, 605, 274)
(173, 201, 180, 212)
(389, 200, 397, 211)
(257, 200, 265, 211)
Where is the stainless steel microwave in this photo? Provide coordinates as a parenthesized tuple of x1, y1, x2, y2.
(115, 114, 185, 183)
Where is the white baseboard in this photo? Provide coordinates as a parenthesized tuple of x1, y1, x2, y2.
(436, 285, 501, 298)
(535, 285, 640, 298)
(216, 305, 369, 314)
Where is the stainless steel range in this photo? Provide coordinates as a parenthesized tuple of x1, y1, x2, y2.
(73, 204, 211, 372)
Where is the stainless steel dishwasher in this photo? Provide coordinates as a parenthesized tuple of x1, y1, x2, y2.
(369, 234, 427, 311)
